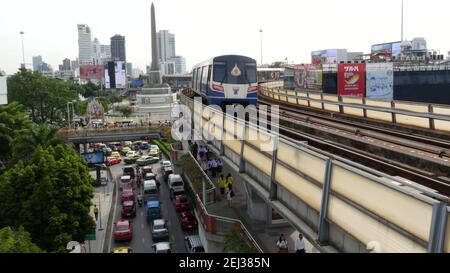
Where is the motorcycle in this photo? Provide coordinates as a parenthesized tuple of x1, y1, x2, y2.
(137, 195, 143, 207)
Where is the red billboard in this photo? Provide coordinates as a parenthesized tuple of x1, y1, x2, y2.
(338, 64, 365, 96)
(80, 65, 104, 79)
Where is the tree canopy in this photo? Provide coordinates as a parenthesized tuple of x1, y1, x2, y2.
(7, 69, 77, 126)
(0, 226, 42, 253)
(0, 145, 95, 252)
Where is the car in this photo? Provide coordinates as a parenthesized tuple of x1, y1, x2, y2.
(151, 219, 169, 240)
(120, 146, 132, 156)
(120, 175, 132, 191)
(136, 156, 160, 166)
(103, 147, 112, 156)
(144, 172, 157, 181)
(123, 166, 135, 179)
(172, 194, 190, 212)
(161, 161, 172, 168)
(99, 177, 108, 186)
(161, 166, 173, 183)
(180, 211, 198, 231)
(121, 200, 136, 218)
(148, 148, 160, 157)
(111, 151, 121, 158)
(141, 142, 150, 150)
(124, 155, 140, 164)
(146, 200, 161, 222)
(120, 188, 135, 203)
(142, 166, 153, 176)
(143, 180, 158, 202)
(113, 220, 133, 242)
(184, 235, 205, 253)
(126, 151, 139, 158)
(168, 174, 185, 196)
(112, 247, 133, 253)
(150, 145, 160, 152)
(122, 141, 133, 147)
(106, 156, 121, 166)
(152, 242, 172, 253)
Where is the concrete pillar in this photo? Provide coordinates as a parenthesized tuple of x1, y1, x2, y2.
(427, 201, 448, 253)
(238, 123, 246, 173)
(428, 104, 435, 130)
(317, 159, 333, 245)
(269, 143, 278, 201)
(391, 101, 397, 124)
(246, 186, 268, 223)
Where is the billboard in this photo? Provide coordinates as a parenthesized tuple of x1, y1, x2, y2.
(294, 65, 322, 90)
(365, 63, 394, 101)
(371, 42, 402, 58)
(79, 65, 104, 79)
(312, 50, 338, 65)
(0, 76, 7, 105)
(115, 61, 126, 89)
(338, 63, 365, 96)
(82, 151, 105, 165)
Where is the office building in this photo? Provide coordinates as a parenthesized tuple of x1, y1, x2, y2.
(127, 63, 133, 77)
(157, 30, 175, 62)
(111, 35, 126, 63)
(78, 24, 93, 65)
(170, 56, 186, 74)
(32, 55, 43, 71)
(62, 58, 71, 71)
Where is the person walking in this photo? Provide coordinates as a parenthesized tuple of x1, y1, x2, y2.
(93, 205, 99, 221)
(226, 173, 233, 191)
(211, 159, 218, 178)
(226, 185, 233, 208)
(216, 159, 223, 174)
(276, 234, 288, 253)
(218, 175, 226, 195)
(294, 233, 306, 253)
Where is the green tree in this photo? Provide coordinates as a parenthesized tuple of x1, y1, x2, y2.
(7, 69, 77, 126)
(81, 81, 101, 98)
(0, 226, 42, 253)
(73, 100, 89, 116)
(0, 102, 34, 167)
(223, 226, 258, 253)
(117, 105, 133, 117)
(0, 145, 95, 252)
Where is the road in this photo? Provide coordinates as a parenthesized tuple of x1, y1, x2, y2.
(108, 151, 198, 253)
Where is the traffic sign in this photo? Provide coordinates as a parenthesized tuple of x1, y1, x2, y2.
(85, 233, 96, 241)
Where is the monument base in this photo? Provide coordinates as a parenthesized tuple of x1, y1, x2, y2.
(148, 70, 162, 85)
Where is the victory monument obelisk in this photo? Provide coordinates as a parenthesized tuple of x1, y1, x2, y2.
(136, 2, 173, 120)
(148, 2, 162, 85)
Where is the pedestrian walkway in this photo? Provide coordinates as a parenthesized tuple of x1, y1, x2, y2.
(188, 140, 319, 253)
(84, 172, 115, 253)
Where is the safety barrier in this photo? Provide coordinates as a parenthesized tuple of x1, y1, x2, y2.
(259, 82, 450, 133)
(180, 92, 450, 253)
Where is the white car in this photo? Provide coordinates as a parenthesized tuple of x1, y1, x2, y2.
(153, 242, 172, 253)
(151, 219, 169, 240)
(126, 151, 139, 158)
(161, 161, 172, 168)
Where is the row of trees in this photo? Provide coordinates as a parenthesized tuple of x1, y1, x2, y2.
(0, 105, 95, 252)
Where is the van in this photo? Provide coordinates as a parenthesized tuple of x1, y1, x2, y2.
(143, 180, 158, 202)
(120, 175, 132, 191)
(184, 235, 205, 253)
(168, 174, 184, 194)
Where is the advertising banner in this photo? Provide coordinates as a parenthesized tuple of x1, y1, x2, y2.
(294, 65, 307, 89)
(312, 50, 337, 65)
(82, 151, 105, 165)
(365, 63, 394, 101)
(80, 65, 104, 79)
(115, 61, 126, 89)
(338, 63, 365, 96)
(305, 65, 323, 90)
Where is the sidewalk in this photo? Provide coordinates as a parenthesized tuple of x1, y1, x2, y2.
(190, 140, 319, 253)
(84, 171, 115, 253)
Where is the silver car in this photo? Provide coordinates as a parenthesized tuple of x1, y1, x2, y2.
(151, 219, 169, 240)
(152, 242, 172, 253)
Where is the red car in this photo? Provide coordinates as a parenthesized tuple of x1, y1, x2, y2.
(106, 156, 121, 166)
(120, 188, 135, 203)
(121, 200, 136, 218)
(179, 211, 198, 231)
(172, 194, 190, 212)
(113, 220, 133, 241)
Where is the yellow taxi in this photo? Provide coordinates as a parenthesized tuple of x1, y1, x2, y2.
(111, 151, 121, 158)
(120, 147, 132, 156)
(112, 247, 133, 253)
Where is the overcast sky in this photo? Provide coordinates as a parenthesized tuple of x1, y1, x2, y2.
(1, 0, 449, 75)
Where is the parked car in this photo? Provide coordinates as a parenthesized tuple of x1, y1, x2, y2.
(172, 194, 190, 212)
(136, 156, 160, 166)
(180, 211, 198, 231)
(121, 200, 136, 218)
(123, 166, 135, 180)
(152, 242, 172, 253)
(184, 235, 205, 253)
(106, 156, 121, 166)
(151, 219, 169, 240)
(120, 188, 135, 203)
(113, 220, 133, 242)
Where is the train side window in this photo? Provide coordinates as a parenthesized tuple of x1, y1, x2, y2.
(196, 67, 201, 90)
(201, 66, 208, 92)
(199, 67, 204, 92)
(207, 65, 212, 92)
(192, 69, 196, 89)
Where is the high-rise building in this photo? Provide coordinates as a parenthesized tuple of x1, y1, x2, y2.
(111, 35, 126, 63)
(92, 38, 101, 65)
(127, 63, 133, 77)
(62, 58, 71, 71)
(100, 44, 111, 61)
(78, 24, 93, 65)
(157, 30, 175, 62)
(32, 55, 43, 71)
(169, 56, 186, 74)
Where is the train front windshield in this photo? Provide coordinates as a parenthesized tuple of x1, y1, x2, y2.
(213, 61, 257, 85)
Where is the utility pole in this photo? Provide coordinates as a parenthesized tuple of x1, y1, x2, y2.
(20, 31, 25, 69)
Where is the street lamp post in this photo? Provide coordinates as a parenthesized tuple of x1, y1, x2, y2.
(259, 30, 263, 66)
(20, 31, 25, 69)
